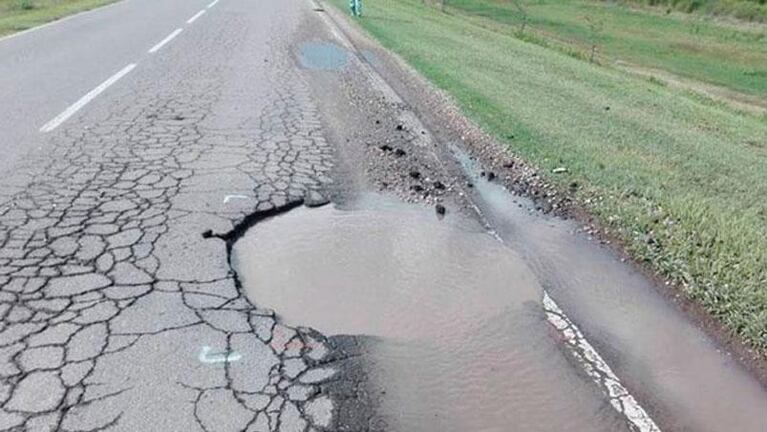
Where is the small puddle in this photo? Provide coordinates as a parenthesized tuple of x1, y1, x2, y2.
(298, 41, 349, 71)
(233, 197, 626, 431)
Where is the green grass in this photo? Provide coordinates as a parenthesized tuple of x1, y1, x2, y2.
(330, 0, 767, 353)
(0, 0, 117, 37)
(446, 0, 767, 101)
(623, 0, 767, 22)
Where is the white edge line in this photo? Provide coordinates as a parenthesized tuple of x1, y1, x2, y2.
(148, 28, 183, 54)
(543, 293, 661, 432)
(312, 2, 663, 431)
(40, 63, 136, 133)
(187, 9, 206, 24)
(207, 0, 219, 8)
(0, 0, 125, 44)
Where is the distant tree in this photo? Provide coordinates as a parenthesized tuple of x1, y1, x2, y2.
(583, 15, 604, 63)
(511, 0, 529, 35)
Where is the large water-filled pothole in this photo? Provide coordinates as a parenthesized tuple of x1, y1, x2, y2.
(232, 197, 626, 431)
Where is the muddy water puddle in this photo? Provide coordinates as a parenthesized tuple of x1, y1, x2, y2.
(234, 198, 626, 431)
(450, 146, 767, 432)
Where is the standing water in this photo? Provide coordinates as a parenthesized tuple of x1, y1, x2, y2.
(233, 198, 627, 431)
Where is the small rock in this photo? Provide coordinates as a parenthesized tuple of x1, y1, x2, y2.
(435, 204, 446, 217)
(552, 167, 568, 174)
(395, 124, 404, 131)
(408, 171, 421, 179)
(410, 185, 424, 193)
(502, 161, 515, 168)
(379, 144, 393, 152)
(486, 172, 496, 181)
(394, 148, 406, 157)
(433, 181, 446, 190)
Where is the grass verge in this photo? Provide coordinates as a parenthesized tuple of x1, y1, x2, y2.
(447, 0, 767, 101)
(0, 0, 117, 37)
(328, 0, 767, 354)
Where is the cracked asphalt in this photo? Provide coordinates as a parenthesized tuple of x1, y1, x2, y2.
(0, 0, 344, 430)
(4, 0, 767, 431)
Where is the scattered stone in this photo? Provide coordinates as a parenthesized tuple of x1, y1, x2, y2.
(435, 204, 446, 217)
(378, 144, 392, 152)
(395, 124, 404, 131)
(486, 172, 496, 181)
(408, 171, 421, 179)
(552, 167, 568, 174)
(433, 180, 446, 190)
(394, 148, 406, 157)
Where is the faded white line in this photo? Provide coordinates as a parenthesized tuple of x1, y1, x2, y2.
(223, 194, 248, 204)
(207, 0, 219, 8)
(148, 28, 183, 54)
(543, 293, 660, 432)
(187, 9, 206, 24)
(40, 63, 136, 133)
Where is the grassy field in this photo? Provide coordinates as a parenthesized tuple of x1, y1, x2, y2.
(623, 0, 767, 22)
(329, 0, 767, 353)
(447, 0, 767, 101)
(0, 0, 116, 37)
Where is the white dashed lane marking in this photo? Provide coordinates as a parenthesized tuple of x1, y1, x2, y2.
(208, 0, 220, 8)
(40, 63, 136, 133)
(148, 28, 183, 54)
(187, 9, 206, 24)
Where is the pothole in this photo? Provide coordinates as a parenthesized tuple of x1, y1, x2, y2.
(232, 195, 627, 431)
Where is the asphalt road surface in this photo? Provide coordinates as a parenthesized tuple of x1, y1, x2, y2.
(1, 0, 766, 431)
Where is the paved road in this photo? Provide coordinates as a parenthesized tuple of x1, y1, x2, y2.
(0, 1, 337, 430)
(2, 0, 766, 431)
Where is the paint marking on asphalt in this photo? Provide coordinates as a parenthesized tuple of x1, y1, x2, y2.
(223, 194, 248, 204)
(187, 9, 206, 24)
(312, 2, 663, 431)
(148, 28, 183, 54)
(198, 346, 242, 364)
(543, 293, 661, 432)
(40, 63, 136, 133)
(207, 0, 220, 8)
